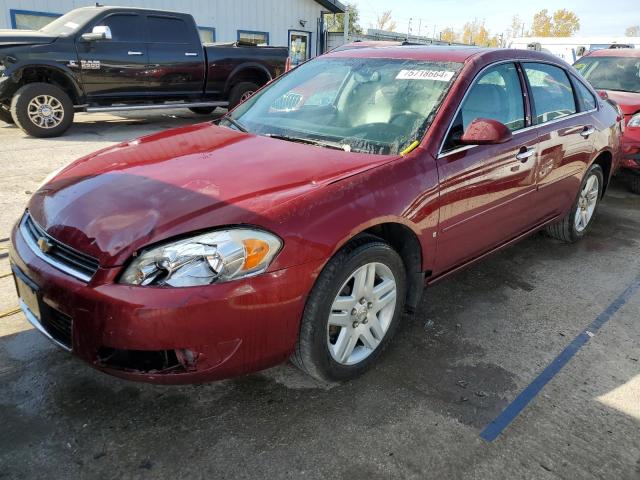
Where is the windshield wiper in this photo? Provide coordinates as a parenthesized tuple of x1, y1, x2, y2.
(219, 116, 248, 133)
(264, 133, 348, 151)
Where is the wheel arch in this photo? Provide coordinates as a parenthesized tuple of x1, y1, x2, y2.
(591, 148, 613, 196)
(10, 64, 84, 104)
(224, 63, 272, 93)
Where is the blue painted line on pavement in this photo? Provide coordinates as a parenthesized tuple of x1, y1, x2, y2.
(479, 275, 640, 442)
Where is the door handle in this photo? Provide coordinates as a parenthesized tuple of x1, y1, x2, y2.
(580, 126, 595, 138)
(185, 52, 198, 57)
(516, 147, 536, 162)
(127, 51, 143, 56)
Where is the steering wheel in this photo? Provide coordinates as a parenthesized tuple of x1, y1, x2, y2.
(349, 122, 405, 142)
(389, 111, 424, 126)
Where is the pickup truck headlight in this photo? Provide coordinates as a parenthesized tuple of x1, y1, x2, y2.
(120, 229, 282, 287)
(628, 112, 640, 127)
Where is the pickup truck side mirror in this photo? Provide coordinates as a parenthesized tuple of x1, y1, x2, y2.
(459, 118, 512, 145)
(81, 26, 112, 42)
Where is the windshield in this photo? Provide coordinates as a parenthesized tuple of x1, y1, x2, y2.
(39, 9, 97, 37)
(225, 57, 463, 155)
(574, 56, 640, 93)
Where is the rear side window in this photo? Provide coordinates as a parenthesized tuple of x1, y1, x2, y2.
(95, 14, 143, 42)
(572, 77, 597, 111)
(148, 16, 191, 43)
(524, 63, 576, 123)
(443, 62, 525, 151)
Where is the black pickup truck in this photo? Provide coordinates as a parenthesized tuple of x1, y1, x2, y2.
(0, 6, 289, 137)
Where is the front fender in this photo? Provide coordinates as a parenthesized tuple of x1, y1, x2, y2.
(2, 60, 85, 103)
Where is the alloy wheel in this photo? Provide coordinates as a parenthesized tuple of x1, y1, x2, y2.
(574, 173, 599, 232)
(27, 95, 64, 129)
(327, 262, 397, 365)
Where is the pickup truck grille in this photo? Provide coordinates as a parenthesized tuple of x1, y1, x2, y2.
(272, 92, 303, 111)
(21, 213, 100, 282)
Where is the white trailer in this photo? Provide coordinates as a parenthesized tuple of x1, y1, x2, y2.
(508, 36, 640, 64)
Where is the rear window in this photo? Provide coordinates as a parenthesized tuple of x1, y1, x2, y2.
(147, 16, 191, 43)
(572, 77, 597, 111)
(524, 63, 577, 124)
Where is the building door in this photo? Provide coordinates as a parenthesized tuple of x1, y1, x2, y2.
(289, 31, 311, 67)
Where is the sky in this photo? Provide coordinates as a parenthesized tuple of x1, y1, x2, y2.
(349, 0, 640, 38)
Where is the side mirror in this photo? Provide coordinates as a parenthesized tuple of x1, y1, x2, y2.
(81, 25, 112, 42)
(459, 118, 512, 145)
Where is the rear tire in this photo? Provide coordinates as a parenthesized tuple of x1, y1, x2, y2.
(188, 107, 216, 115)
(545, 164, 603, 243)
(228, 82, 260, 109)
(629, 175, 640, 194)
(292, 235, 406, 383)
(0, 104, 14, 124)
(11, 82, 74, 138)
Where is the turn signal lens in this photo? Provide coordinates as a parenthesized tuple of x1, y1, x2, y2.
(242, 239, 270, 270)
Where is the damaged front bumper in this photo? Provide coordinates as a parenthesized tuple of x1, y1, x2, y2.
(10, 221, 322, 384)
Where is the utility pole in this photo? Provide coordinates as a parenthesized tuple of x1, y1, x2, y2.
(417, 19, 422, 39)
(343, 9, 349, 43)
(407, 17, 412, 40)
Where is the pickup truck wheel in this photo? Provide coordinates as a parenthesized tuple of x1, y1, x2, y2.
(629, 175, 640, 194)
(291, 236, 406, 383)
(545, 164, 603, 243)
(229, 82, 259, 109)
(11, 83, 74, 138)
(0, 104, 14, 124)
(189, 107, 216, 115)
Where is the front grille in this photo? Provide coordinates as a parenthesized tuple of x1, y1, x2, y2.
(41, 307, 72, 349)
(21, 213, 100, 282)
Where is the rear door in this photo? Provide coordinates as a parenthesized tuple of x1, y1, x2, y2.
(522, 62, 596, 216)
(76, 12, 149, 99)
(435, 62, 541, 273)
(145, 14, 205, 98)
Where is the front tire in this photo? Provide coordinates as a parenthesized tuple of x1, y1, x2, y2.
(292, 236, 406, 383)
(11, 83, 74, 138)
(0, 104, 14, 124)
(545, 164, 603, 242)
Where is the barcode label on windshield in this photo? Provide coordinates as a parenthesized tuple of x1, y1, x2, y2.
(396, 70, 455, 81)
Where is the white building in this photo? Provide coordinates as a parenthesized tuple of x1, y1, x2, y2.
(0, 0, 345, 64)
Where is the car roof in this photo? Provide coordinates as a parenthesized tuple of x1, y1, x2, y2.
(72, 5, 188, 16)
(325, 45, 565, 65)
(584, 48, 640, 58)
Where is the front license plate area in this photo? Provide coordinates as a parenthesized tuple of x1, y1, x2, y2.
(12, 266, 41, 319)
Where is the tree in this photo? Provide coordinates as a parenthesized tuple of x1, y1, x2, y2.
(508, 15, 525, 38)
(325, 2, 363, 34)
(626, 25, 640, 37)
(552, 9, 580, 36)
(531, 9, 553, 36)
(440, 27, 458, 43)
(461, 19, 492, 46)
(375, 10, 397, 32)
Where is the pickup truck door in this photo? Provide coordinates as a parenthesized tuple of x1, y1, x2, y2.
(144, 14, 205, 97)
(75, 12, 149, 99)
(434, 62, 542, 274)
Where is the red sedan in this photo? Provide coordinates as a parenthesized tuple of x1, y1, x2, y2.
(10, 46, 621, 384)
(574, 49, 640, 193)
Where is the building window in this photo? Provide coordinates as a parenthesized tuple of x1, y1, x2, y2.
(238, 30, 269, 46)
(198, 27, 216, 43)
(10, 9, 61, 30)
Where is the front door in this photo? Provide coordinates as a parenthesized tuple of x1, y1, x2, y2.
(289, 31, 311, 67)
(435, 62, 541, 273)
(145, 13, 205, 98)
(75, 12, 148, 100)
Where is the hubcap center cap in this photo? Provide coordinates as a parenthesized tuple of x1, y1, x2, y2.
(40, 106, 52, 117)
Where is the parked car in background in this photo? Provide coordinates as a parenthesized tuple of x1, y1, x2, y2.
(10, 46, 620, 384)
(574, 49, 640, 193)
(0, 6, 288, 137)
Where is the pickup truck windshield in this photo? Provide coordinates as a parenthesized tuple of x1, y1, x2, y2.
(574, 56, 640, 94)
(39, 9, 97, 36)
(227, 57, 463, 155)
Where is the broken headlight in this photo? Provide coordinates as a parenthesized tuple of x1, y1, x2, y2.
(120, 229, 282, 287)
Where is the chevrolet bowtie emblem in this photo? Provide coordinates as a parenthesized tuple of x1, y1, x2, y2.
(37, 237, 53, 254)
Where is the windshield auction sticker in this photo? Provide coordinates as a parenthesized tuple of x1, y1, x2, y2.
(396, 70, 455, 81)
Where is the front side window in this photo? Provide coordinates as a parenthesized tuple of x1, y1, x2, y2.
(94, 14, 144, 42)
(238, 30, 269, 46)
(574, 56, 640, 94)
(524, 63, 576, 123)
(444, 62, 525, 151)
(226, 57, 463, 155)
(572, 77, 597, 111)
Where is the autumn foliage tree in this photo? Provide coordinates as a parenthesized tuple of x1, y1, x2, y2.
(461, 19, 499, 46)
(440, 27, 457, 43)
(375, 10, 397, 32)
(530, 9, 579, 37)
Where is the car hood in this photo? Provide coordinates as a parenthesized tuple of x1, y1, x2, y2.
(28, 122, 397, 267)
(0, 29, 56, 46)
(603, 90, 640, 116)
